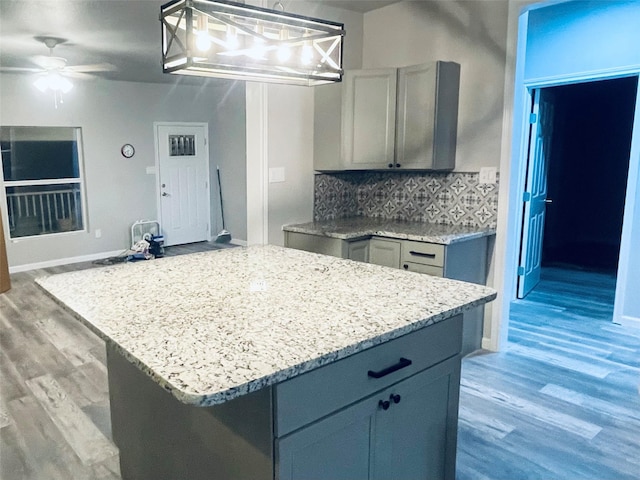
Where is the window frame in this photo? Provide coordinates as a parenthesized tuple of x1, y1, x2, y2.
(1, 126, 88, 240)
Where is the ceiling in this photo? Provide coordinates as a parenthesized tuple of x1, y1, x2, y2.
(0, 0, 401, 86)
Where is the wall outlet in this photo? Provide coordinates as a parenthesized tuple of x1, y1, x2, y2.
(95, 229, 102, 239)
(268, 167, 285, 183)
(479, 167, 497, 185)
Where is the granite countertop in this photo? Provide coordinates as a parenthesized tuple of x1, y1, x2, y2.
(36, 245, 496, 407)
(282, 217, 496, 245)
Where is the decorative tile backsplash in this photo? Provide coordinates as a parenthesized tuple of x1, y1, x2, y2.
(314, 171, 499, 229)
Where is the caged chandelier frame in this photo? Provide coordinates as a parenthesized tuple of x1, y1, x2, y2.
(160, 0, 345, 86)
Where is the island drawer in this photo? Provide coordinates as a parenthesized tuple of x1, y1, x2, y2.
(274, 314, 462, 437)
(401, 240, 445, 267)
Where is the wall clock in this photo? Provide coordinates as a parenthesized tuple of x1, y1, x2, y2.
(121, 143, 135, 158)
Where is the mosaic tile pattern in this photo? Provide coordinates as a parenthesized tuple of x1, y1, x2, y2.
(314, 171, 499, 229)
(36, 245, 496, 406)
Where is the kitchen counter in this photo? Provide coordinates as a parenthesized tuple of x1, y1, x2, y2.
(283, 216, 495, 245)
(37, 244, 495, 407)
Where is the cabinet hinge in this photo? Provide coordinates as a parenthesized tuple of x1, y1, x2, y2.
(523, 191, 531, 202)
(517, 266, 525, 276)
(529, 113, 538, 124)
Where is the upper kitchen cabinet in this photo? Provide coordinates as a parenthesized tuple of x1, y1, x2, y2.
(314, 61, 460, 172)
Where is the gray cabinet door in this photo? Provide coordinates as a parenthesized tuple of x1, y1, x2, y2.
(373, 356, 461, 480)
(277, 355, 461, 480)
(369, 237, 401, 268)
(342, 68, 397, 170)
(348, 239, 370, 263)
(277, 393, 379, 480)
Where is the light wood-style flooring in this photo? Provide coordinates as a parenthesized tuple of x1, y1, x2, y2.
(457, 268, 640, 479)
(1, 247, 639, 479)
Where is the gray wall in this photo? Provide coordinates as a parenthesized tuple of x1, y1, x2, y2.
(0, 74, 246, 268)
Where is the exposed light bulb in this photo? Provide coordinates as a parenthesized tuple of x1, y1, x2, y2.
(226, 26, 239, 50)
(196, 15, 211, 52)
(301, 43, 314, 65)
(277, 45, 291, 62)
(196, 31, 211, 51)
(277, 28, 291, 62)
(248, 23, 266, 60)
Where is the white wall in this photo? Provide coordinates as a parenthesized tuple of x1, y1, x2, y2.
(246, 1, 364, 246)
(525, 0, 640, 82)
(362, 0, 510, 172)
(0, 74, 247, 268)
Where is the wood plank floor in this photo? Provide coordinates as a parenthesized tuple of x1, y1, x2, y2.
(1, 250, 639, 479)
(457, 267, 640, 480)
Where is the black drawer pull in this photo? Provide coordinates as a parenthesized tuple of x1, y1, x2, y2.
(368, 357, 412, 379)
(409, 250, 436, 259)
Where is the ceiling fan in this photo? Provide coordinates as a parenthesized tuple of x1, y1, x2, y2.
(0, 36, 115, 106)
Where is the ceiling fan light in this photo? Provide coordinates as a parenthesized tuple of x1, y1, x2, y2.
(33, 76, 50, 92)
(58, 76, 74, 94)
(33, 72, 73, 94)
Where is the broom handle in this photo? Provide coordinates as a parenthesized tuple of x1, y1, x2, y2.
(217, 167, 226, 230)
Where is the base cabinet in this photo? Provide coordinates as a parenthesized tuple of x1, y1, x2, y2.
(277, 357, 460, 480)
(109, 315, 463, 480)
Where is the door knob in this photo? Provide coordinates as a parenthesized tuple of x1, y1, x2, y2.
(162, 192, 170, 197)
(378, 399, 390, 411)
(389, 393, 401, 404)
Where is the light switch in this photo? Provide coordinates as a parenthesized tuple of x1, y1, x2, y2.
(479, 167, 497, 185)
(269, 167, 285, 183)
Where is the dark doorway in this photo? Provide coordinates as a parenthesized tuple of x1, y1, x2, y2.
(541, 76, 638, 274)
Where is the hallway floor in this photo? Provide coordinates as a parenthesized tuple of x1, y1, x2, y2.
(457, 267, 640, 479)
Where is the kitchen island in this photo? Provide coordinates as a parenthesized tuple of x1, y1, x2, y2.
(37, 245, 496, 480)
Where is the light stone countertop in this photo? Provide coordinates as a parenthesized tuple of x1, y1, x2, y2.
(283, 217, 496, 244)
(36, 245, 496, 407)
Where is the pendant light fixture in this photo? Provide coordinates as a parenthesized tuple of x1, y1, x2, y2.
(160, 0, 345, 86)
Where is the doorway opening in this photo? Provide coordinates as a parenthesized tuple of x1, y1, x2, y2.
(515, 75, 638, 315)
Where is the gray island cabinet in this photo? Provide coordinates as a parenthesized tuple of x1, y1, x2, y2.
(36, 245, 495, 480)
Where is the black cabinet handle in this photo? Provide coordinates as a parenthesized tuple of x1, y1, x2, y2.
(388, 163, 394, 168)
(395, 163, 401, 168)
(409, 250, 436, 259)
(390, 393, 401, 404)
(403, 264, 409, 270)
(368, 357, 412, 379)
(378, 399, 390, 410)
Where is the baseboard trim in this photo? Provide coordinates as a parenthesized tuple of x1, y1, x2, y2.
(9, 249, 125, 273)
(619, 315, 640, 330)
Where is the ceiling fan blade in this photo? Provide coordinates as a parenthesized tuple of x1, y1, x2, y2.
(0, 66, 43, 73)
(31, 55, 67, 70)
(61, 71, 96, 80)
(65, 63, 117, 73)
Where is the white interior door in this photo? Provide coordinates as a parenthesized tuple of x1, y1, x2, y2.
(517, 89, 554, 298)
(156, 124, 210, 246)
